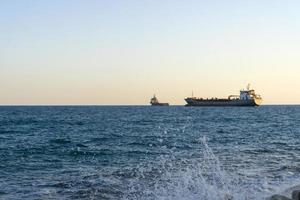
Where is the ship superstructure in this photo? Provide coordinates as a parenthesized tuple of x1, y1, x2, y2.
(185, 84, 262, 106)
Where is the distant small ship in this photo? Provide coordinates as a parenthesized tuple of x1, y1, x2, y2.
(150, 95, 169, 106)
(185, 84, 262, 107)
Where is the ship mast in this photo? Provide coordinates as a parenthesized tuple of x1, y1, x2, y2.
(247, 83, 250, 91)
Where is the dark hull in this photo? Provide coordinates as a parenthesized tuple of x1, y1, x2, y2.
(185, 98, 262, 107)
(151, 103, 169, 106)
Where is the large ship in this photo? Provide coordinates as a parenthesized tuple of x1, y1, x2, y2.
(150, 95, 169, 106)
(185, 85, 262, 107)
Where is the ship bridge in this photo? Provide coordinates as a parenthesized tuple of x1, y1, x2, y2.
(239, 84, 262, 101)
(150, 95, 159, 104)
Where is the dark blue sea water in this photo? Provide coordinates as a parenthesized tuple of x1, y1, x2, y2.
(0, 106, 300, 200)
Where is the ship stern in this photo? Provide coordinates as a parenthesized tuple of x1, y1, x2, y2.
(254, 98, 263, 106)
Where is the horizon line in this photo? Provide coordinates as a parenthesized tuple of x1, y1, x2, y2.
(0, 104, 299, 106)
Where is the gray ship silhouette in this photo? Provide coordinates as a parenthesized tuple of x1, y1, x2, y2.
(185, 84, 262, 106)
(150, 95, 169, 106)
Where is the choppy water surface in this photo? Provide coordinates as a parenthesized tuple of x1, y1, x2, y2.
(0, 106, 300, 199)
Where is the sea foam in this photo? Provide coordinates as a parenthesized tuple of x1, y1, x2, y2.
(123, 137, 278, 200)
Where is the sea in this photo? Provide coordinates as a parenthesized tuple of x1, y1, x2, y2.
(0, 106, 300, 200)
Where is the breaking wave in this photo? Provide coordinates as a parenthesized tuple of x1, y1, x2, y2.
(122, 137, 291, 200)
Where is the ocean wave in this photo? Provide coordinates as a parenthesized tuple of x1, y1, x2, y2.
(122, 137, 271, 200)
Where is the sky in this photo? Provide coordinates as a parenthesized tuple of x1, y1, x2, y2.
(0, 0, 300, 105)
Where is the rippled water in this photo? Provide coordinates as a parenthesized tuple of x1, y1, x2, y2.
(0, 106, 300, 199)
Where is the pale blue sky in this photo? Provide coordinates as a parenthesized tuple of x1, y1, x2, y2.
(1, 0, 300, 105)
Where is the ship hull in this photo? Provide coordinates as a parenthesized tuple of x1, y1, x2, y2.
(185, 98, 262, 107)
(151, 103, 169, 106)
